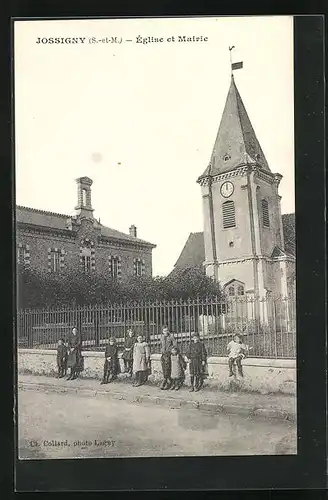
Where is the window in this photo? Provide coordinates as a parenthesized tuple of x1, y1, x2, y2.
(134, 258, 145, 277)
(82, 188, 87, 206)
(109, 256, 121, 279)
(82, 254, 91, 272)
(17, 244, 30, 267)
(81, 248, 92, 272)
(48, 247, 65, 272)
(222, 201, 236, 229)
(17, 246, 25, 265)
(262, 199, 270, 227)
(224, 280, 245, 297)
(50, 250, 60, 272)
(80, 239, 95, 272)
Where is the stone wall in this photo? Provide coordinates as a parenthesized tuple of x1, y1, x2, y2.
(18, 349, 296, 395)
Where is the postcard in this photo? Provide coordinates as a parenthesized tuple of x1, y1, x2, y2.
(14, 16, 297, 462)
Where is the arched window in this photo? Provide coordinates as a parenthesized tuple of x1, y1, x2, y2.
(222, 201, 236, 229)
(82, 188, 87, 206)
(81, 248, 91, 272)
(262, 199, 270, 227)
(224, 280, 245, 298)
(80, 238, 95, 272)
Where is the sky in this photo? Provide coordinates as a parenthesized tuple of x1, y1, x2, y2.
(14, 16, 294, 277)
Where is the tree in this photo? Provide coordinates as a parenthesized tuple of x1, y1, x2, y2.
(17, 265, 222, 309)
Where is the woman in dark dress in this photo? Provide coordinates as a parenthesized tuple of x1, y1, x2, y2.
(121, 328, 135, 376)
(186, 333, 207, 392)
(66, 327, 83, 380)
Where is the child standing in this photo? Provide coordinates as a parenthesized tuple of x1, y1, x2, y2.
(186, 333, 207, 392)
(101, 337, 120, 384)
(132, 335, 151, 387)
(56, 338, 67, 378)
(169, 346, 187, 390)
(227, 334, 248, 378)
(122, 328, 135, 376)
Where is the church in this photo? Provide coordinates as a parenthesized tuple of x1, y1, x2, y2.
(173, 67, 295, 300)
(16, 176, 156, 279)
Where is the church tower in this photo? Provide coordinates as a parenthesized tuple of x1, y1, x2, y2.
(197, 60, 295, 301)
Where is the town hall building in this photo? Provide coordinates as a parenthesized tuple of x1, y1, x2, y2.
(16, 176, 156, 279)
(173, 70, 296, 300)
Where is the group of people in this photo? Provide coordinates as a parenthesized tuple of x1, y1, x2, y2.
(99, 326, 209, 392)
(56, 327, 83, 380)
(56, 326, 249, 390)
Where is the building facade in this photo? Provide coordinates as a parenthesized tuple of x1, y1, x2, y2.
(16, 176, 156, 279)
(197, 73, 295, 299)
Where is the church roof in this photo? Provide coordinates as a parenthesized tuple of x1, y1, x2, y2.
(199, 75, 270, 178)
(16, 205, 156, 247)
(173, 232, 205, 271)
(172, 213, 295, 274)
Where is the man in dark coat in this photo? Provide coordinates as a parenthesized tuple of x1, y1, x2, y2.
(101, 337, 120, 384)
(186, 333, 207, 392)
(160, 326, 177, 390)
(121, 328, 135, 376)
(67, 327, 83, 380)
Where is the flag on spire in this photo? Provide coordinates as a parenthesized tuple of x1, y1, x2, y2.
(231, 61, 243, 70)
(229, 46, 243, 71)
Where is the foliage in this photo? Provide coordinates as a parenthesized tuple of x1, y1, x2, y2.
(17, 265, 222, 309)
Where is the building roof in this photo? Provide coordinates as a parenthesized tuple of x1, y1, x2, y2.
(172, 213, 295, 273)
(16, 205, 156, 247)
(199, 75, 270, 179)
(173, 232, 205, 271)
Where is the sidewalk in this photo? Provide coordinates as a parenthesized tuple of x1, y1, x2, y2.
(18, 373, 296, 423)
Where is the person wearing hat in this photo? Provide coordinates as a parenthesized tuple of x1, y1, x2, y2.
(101, 336, 120, 384)
(186, 333, 207, 392)
(160, 325, 177, 390)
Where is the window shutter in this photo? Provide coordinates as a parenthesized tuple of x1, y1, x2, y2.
(262, 199, 270, 227)
(222, 201, 236, 229)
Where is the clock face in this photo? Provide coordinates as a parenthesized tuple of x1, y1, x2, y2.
(220, 181, 234, 198)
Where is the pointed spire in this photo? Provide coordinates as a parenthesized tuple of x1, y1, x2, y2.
(199, 74, 270, 179)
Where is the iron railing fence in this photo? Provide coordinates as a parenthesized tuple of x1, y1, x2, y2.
(17, 294, 296, 359)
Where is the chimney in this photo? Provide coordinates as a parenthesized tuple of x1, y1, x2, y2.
(129, 225, 137, 238)
(75, 177, 94, 218)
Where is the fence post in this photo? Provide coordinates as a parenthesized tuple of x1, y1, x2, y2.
(27, 309, 33, 348)
(94, 306, 100, 348)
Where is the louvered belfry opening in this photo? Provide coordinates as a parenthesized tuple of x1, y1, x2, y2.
(262, 199, 270, 227)
(222, 200, 236, 228)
